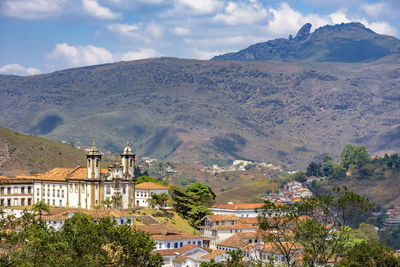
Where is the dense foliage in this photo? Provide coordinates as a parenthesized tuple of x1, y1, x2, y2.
(169, 182, 215, 227)
(0, 202, 163, 267)
(257, 187, 400, 266)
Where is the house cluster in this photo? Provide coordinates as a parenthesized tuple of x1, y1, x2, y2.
(384, 206, 400, 228)
(208, 160, 283, 174)
(262, 181, 313, 205)
(150, 202, 307, 267)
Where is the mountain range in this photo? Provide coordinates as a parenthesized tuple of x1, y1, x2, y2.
(1, 22, 400, 169)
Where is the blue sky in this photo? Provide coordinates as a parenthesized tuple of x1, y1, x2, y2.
(0, 0, 399, 75)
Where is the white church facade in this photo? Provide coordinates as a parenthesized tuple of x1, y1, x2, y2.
(0, 141, 137, 210)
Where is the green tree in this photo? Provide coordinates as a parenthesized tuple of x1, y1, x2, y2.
(258, 187, 373, 266)
(306, 162, 322, 177)
(186, 182, 216, 207)
(341, 144, 369, 170)
(338, 240, 400, 266)
(187, 205, 211, 228)
(289, 171, 306, 183)
(226, 249, 245, 266)
(32, 200, 50, 219)
(353, 223, 380, 242)
(102, 197, 113, 209)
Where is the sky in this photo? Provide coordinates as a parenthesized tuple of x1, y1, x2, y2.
(0, 0, 399, 76)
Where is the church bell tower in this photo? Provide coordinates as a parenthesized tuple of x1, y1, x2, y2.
(87, 140, 102, 179)
(121, 141, 135, 179)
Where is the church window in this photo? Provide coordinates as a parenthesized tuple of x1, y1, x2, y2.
(96, 159, 99, 167)
(21, 187, 25, 194)
(88, 159, 91, 165)
(7, 199, 11, 206)
(28, 186, 31, 193)
(122, 185, 126, 194)
(7, 187, 11, 194)
(53, 189, 55, 197)
(129, 159, 133, 167)
(57, 190, 60, 198)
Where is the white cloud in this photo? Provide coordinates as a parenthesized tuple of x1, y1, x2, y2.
(173, 0, 222, 15)
(213, 1, 269, 25)
(171, 26, 190, 36)
(191, 48, 231, 60)
(0, 0, 66, 19)
(360, 2, 385, 18)
(82, 0, 120, 19)
(359, 20, 398, 36)
(118, 49, 162, 60)
(46, 43, 113, 68)
(45, 43, 161, 69)
(0, 64, 41, 76)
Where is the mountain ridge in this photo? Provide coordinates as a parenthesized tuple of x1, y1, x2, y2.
(212, 22, 400, 62)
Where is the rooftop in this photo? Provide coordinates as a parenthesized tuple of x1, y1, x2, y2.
(135, 182, 169, 190)
(211, 203, 265, 210)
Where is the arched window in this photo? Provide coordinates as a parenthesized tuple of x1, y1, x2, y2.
(88, 159, 91, 165)
(96, 159, 99, 167)
(129, 158, 133, 167)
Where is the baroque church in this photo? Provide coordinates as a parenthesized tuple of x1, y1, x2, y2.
(0, 141, 137, 210)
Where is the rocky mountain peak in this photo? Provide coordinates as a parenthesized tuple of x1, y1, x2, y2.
(295, 23, 312, 41)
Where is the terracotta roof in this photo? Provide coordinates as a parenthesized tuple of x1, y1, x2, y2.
(152, 244, 198, 256)
(33, 167, 109, 181)
(172, 255, 189, 264)
(242, 242, 303, 253)
(88, 209, 133, 219)
(212, 223, 256, 230)
(0, 176, 34, 183)
(135, 182, 168, 190)
(151, 232, 200, 241)
(212, 203, 265, 210)
(239, 217, 258, 225)
(218, 235, 247, 249)
(201, 250, 227, 260)
(136, 224, 180, 235)
(233, 229, 268, 239)
(206, 214, 239, 221)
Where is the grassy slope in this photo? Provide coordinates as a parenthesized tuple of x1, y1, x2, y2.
(0, 126, 86, 175)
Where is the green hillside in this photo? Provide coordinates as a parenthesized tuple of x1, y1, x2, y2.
(0, 126, 86, 175)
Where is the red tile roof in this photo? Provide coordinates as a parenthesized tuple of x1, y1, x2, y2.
(206, 214, 239, 222)
(201, 250, 227, 260)
(152, 244, 198, 256)
(212, 223, 256, 230)
(212, 203, 265, 210)
(218, 235, 247, 249)
(135, 182, 168, 190)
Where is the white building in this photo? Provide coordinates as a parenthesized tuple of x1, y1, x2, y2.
(137, 224, 203, 250)
(209, 203, 265, 218)
(135, 182, 169, 207)
(0, 177, 33, 207)
(200, 214, 256, 249)
(0, 141, 137, 210)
